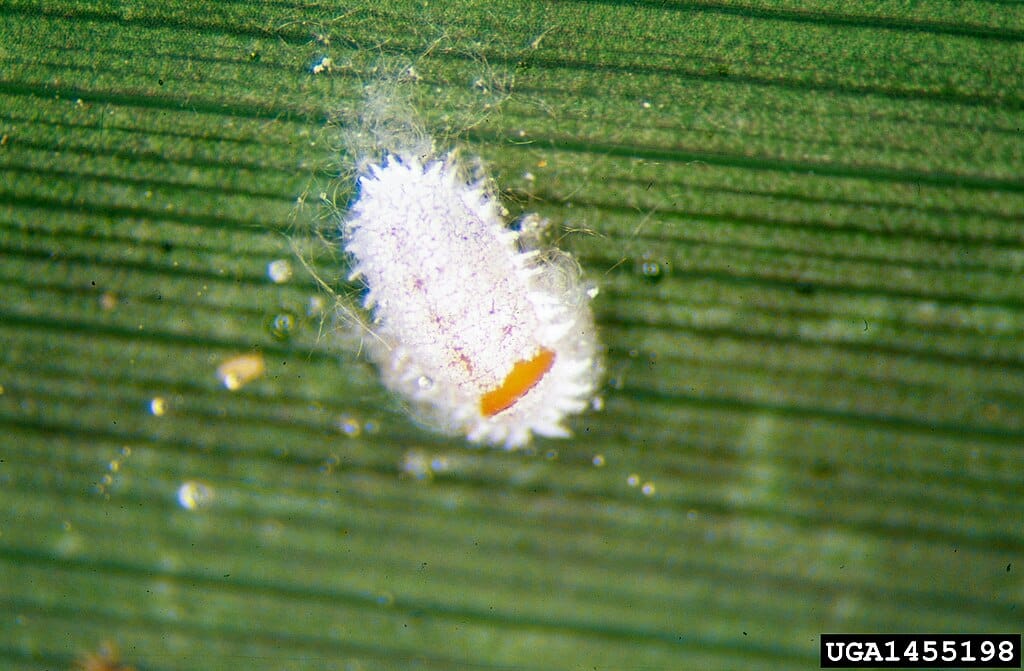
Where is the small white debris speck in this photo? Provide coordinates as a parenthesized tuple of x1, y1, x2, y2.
(267, 259, 293, 283)
(311, 56, 334, 75)
(177, 481, 214, 510)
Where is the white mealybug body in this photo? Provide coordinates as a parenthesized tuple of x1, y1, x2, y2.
(342, 152, 600, 448)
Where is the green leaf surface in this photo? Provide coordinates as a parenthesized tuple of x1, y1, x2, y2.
(1, 1, 1021, 669)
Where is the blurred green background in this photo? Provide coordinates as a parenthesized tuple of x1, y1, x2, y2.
(1, 1, 1021, 669)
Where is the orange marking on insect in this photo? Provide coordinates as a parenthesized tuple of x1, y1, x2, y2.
(480, 348, 555, 417)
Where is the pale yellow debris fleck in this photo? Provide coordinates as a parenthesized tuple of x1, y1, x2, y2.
(149, 397, 168, 416)
(217, 352, 266, 391)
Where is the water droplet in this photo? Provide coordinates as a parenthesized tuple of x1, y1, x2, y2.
(319, 453, 341, 474)
(591, 454, 605, 467)
(635, 252, 669, 283)
(402, 450, 432, 480)
(430, 455, 451, 473)
(640, 261, 661, 278)
(337, 414, 362, 437)
(641, 482, 656, 497)
(269, 312, 297, 341)
(149, 397, 168, 416)
(626, 474, 640, 487)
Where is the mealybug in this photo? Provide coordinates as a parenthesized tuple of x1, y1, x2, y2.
(342, 151, 601, 448)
